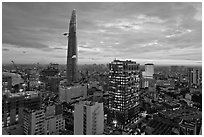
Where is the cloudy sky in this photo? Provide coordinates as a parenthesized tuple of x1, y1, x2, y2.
(2, 2, 202, 65)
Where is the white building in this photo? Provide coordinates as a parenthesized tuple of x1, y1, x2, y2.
(143, 63, 154, 79)
(74, 101, 104, 135)
(59, 83, 87, 103)
(23, 109, 45, 135)
(23, 104, 65, 135)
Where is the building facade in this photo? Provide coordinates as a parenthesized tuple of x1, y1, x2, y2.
(44, 105, 65, 135)
(2, 91, 42, 129)
(2, 75, 12, 92)
(188, 68, 200, 87)
(23, 104, 65, 135)
(2, 94, 24, 128)
(67, 9, 78, 84)
(23, 109, 45, 135)
(74, 101, 104, 135)
(144, 63, 154, 79)
(59, 83, 87, 103)
(108, 60, 140, 128)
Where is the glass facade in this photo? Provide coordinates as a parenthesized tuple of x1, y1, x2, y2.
(108, 60, 140, 127)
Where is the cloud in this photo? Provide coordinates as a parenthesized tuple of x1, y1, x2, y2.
(192, 3, 202, 21)
(99, 14, 166, 32)
(2, 48, 9, 51)
(165, 27, 193, 38)
(141, 40, 162, 47)
(78, 47, 101, 53)
(2, 2, 202, 65)
(53, 47, 65, 50)
(100, 41, 104, 44)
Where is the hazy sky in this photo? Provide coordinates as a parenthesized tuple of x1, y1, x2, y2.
(2, 2, 202, 65)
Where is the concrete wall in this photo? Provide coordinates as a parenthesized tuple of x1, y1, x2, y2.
(59, 84, 87, 103)
(74, 101, 104, 135)
(74, 104, 84, 135)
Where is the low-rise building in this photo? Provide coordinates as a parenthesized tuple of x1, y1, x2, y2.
(158, 108, 202, 135)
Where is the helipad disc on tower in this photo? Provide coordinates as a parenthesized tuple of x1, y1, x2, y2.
(72, 55, 77, 58)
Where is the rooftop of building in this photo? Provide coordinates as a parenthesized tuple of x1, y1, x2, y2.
(111, 59, 137, 64)
(77, 100, 102, 106)
(24, 107, 44, 114)
(159, 108, 202, 121)
(4, 92, 26, 98)
(3, 90, 40, 99)
(3, 72, 24, 85)
(146, 119, 174, 135)
(2, 124, 24, 135)
(3, 72, 21, 78)
(145, 63, 154, 65)
(59, 80, 87, 89)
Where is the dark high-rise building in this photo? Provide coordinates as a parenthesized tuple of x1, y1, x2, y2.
(2, 75, 12, 92)
(24, 95, 42, 110)
(188, 68, 200, 87)
(2, 95, 24, 127)
(2, 92, 42, 128)
(66, 9, 78, 84)
(108, 60, 140, 128)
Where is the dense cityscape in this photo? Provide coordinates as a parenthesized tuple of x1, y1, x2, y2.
(2, 3, 202, 135)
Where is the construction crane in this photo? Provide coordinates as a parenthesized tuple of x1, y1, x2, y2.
(11, 60, 20, 74)
(11, 60, 25, 80)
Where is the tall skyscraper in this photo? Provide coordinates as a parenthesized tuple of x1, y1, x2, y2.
(188, 68, 200, 87)
(144, 63, 154, 79)
(66, 9, 78, 84)
(108, 60, 140, 128)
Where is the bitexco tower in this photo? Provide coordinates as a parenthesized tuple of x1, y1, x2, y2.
(66, 9, 78, 84)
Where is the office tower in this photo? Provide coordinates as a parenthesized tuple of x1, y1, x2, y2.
(74, 101, 104, 135)
(188, 68, 200, 87)
(23, 109, 45, 135)
(50, 63, 59, 70)
(2, 75, 12, 92)
(108, 60, 140, 128)
(141, 78, 155, 88)
(144, 63, 154, 79)
(24, 94, 42, 110)
(46, 76, 60, 92)
(66, 9, 78, 84)
(2, 94, 24, 128)
(142, 63, 154, 88)
(2, 91, 41, 129)
(44, 105, 65, 135)
(40, 64, 59, 79)
(23, 103, 65, 135)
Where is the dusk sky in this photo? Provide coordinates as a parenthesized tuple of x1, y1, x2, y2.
(2, 2, 202, 65)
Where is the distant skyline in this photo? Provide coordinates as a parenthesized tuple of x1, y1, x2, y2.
(2, 2, 202, 66)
